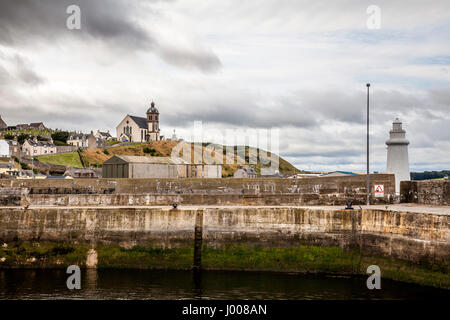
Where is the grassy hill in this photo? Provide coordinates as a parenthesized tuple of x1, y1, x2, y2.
(37, 152, 83, 168)
(80, 141, 299, 177)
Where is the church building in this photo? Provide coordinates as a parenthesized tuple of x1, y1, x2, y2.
(116, 101, 160, 143)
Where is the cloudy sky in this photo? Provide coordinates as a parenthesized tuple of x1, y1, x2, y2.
(0, 0, 449, 172)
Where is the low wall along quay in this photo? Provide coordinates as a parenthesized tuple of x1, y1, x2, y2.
(401, 180, 450, 205)
(0, 174, 395, 206)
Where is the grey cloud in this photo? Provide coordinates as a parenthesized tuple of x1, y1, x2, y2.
(0, 0, 221, 72)
(157, 48, 221, 72)
(0, 96, 127, 131)
(428, 87, 450, 111)
(283, 149, 362, 158)
(0, 0, 151, 46)
(0, 53, 44, 88)
(163, 96, 318, 129)
(160, 86, 450, 136)
(12, 55, 45, 86)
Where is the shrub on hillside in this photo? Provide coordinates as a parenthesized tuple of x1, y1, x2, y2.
(143, 147, 160, 156)
(51, 131, 69, 144)
(3, 134, 14, 140)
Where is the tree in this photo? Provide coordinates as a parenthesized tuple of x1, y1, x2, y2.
(17, 133, 30, 145)
(51, 131, 70, 144)
(3, 133, 14, 140)
(37, 135, 48, 141)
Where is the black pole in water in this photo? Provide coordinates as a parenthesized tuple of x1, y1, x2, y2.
(193, 210, 203, 271)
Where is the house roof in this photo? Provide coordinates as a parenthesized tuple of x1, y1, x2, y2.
(69, 133, 84, 140)
(29, 122, 45, 128)
(129, 116, 148, 129)
(322, 171, 357, 176)
(25, 139, 55, 148)
(69, 133, 92, 140)
(104, 155, 188, 165)
(0, 116, 7, 129)
(0, 162, 14, 169)
(236, 167, 257, 175)
(5, 140, 18, 146)
(46, 176, 72, 179)
(98, 131, 112, 138)
(64, 167, 100, 175)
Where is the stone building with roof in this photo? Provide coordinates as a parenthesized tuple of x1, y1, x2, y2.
(22, 137, 56, 156)
(116, 101, 160, 143)
(95, 130, 113, 141)
(16, 122, 46, 131)
(102, 155, 222, 178)
(68, 131, 103, 149)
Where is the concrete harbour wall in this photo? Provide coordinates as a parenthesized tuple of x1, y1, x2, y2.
(0, 207, 448, 268)
(401, 180, 450, 205)
(0, 174, 395, 206)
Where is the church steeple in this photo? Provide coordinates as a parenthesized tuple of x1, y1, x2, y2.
(146, 100, 160, 141)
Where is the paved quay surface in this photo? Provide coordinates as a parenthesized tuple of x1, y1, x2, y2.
(1, 204, 449, 215)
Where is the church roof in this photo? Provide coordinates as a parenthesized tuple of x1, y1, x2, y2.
(129, 115, 148, 129)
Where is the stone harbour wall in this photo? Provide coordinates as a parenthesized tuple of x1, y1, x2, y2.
(0, 174, 396, 206)
(401, 180, 450, 205)
(0, 206, 448, 267)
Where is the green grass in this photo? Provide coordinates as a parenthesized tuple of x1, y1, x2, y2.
(96, 245, 193, 269)
(106, 140, 119, 146)
(37, 152, 83, 168)
(202, 244, 362, 274)
(0, 241, 89, 267)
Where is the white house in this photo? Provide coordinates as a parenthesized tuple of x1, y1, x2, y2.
(0, 139, 10, 157)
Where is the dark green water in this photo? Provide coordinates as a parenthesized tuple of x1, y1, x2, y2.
(0, 269, 448, 300)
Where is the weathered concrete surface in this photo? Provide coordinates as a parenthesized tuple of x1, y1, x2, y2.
(20, 193, 382, 207)
(401, 180, 450, 205)
(0, 206, 448, 268)
(0, 175, 396, 195)
(0, 174, 396, 206)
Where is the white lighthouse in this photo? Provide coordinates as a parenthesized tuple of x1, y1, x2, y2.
(386, 118, 410, 194)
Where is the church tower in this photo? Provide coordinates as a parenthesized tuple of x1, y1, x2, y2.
(386, 118, 410, 194)
(146, 101, 160, 141)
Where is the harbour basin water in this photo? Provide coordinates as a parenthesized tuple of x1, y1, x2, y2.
(0, 269, 448, 300)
